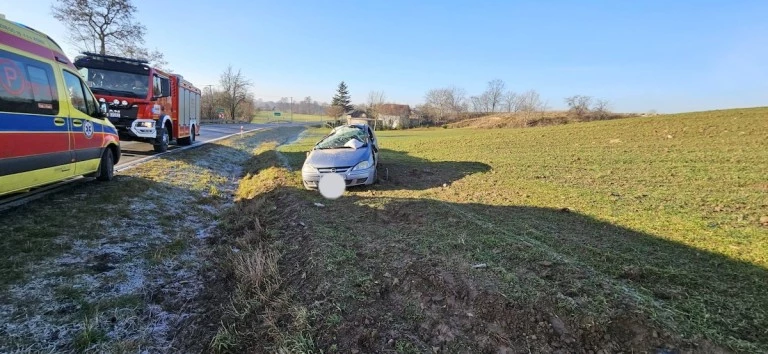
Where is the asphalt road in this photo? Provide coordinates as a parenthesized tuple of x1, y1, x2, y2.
(117, 122, 309, 166)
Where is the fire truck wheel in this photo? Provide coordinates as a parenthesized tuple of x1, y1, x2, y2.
(96, 148, 115, 181)
(178, 132, 192, 146)
(153, 127, 169, 153)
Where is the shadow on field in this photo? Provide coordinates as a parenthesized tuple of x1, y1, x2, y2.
(285, 191, 767, 352)
(279, 147, 492, 191)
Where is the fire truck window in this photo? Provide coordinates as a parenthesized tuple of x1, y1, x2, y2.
(161, 78, 170, 97)
(0, 49, 59, 115)
(63, 71, 88, 114)
(153, 76, 162, 97)
(80, 67, 148, 99)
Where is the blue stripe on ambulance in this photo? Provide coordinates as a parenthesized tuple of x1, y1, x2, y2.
(0, 112, 118, 135)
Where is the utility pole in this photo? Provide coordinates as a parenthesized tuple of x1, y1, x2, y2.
(290, 97, 293, 123)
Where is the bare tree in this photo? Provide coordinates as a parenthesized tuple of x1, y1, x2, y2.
(201, 87, 220, 120)
(326, 105, 345, 119)
(484, 79, 505, 112)
(238, 92, 257, 120)
(424, 89, 447, 121)
(367, 90, 386, 118)
(593, 99, 611, 119)
(446, 86, 467, 117)
(52, 0, 144, 55)
(470, 95, 486, 113)
(517, 90, 544, 124)
(219, 65, 252, 121)
(51, 0, 167, 67)
(565, 95, 593, 118)
(504, 91, 518, 112)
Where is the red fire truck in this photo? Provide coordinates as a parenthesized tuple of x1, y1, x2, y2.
(73, 52, 200, 152)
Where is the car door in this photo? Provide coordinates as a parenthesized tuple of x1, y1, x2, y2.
(367, 126, 379, 163)
(61, 69, 104, 175)
(0, 49, 73, 195)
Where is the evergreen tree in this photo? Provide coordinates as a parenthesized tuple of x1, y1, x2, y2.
(331, 81, 352, 113)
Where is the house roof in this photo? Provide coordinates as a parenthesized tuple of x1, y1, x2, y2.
(345, 109, 367, 118)
(379, 103, 411, 116)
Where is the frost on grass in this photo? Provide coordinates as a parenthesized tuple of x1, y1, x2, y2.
(0, 131, 298, 353)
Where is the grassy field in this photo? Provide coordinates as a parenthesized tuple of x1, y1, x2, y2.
(250, 111, 327, 123)
(447, 110, 641, 129)
(202, 107, 768, 353)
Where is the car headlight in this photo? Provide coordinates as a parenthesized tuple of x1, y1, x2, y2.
(137, 121, 155, 128)
(352, 155, 374, 171)
(302, 163, 318, 173)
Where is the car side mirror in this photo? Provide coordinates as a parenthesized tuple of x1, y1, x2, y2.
(95, 102, 108, 118)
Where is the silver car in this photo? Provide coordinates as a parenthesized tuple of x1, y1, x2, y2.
(302, 123, 379, 189)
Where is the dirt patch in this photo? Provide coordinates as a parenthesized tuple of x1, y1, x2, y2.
(313, 257, 709, 353)
(235, 189, 726, 354)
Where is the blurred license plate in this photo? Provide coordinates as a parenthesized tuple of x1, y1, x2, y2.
(108, 110, 121, 118)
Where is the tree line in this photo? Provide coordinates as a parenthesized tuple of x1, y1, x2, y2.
(418, 79, 614, 124)
(202, 70, 335, 121)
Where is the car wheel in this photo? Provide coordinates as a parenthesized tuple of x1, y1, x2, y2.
(96, 148, 114, 181)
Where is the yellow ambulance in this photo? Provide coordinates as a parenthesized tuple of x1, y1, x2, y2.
(0, 14, 121, 197)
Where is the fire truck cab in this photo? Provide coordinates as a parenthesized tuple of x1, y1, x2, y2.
(73, 53, 200, 152)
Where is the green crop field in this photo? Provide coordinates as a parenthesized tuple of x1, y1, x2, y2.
(251, 111, 327, 123)
(247, 107, 767, 352)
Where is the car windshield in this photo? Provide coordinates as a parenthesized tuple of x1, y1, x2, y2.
(78, 67, 149, 99)
(315, 126, 368, 149)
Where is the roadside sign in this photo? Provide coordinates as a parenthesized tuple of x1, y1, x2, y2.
(215, 108, 224, 114)
(273, 112, 282, 117)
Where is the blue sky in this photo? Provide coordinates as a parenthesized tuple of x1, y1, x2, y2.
(3, 0, 767, 112)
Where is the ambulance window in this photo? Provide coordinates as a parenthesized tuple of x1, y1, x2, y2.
(0, 49, 59, 115)
(62, 71, 88, 114)
(26, 66, 56, 107)
(83, 87, 98, 117)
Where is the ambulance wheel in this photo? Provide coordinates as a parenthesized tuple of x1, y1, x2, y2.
(96, 148, 115, 181)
